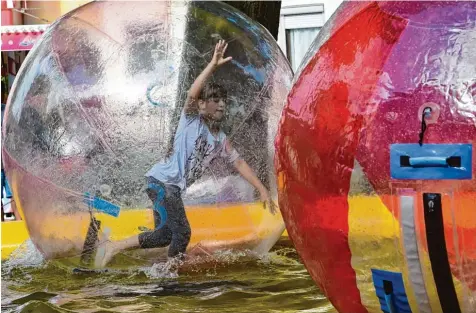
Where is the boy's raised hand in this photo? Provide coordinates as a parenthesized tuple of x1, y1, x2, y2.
(211, 40, 232, 67)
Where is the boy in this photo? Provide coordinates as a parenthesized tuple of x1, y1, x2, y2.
(95, 40, 276, 268)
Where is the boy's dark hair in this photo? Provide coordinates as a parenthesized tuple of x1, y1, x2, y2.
(199, 82, 227, 100)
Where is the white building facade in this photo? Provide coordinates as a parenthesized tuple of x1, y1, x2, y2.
(277, 0, 343, 71)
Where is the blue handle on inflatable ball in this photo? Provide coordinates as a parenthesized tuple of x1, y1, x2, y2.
(390, 144, 472, 180)
(409, 156, 448, 167)
(83, 193, 120, 217)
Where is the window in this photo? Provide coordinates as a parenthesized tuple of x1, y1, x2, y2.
(285, 27, 320, 71)
(278, 3, 325, 71)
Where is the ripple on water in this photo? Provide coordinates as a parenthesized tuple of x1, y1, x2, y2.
(2, 241, 336, 313)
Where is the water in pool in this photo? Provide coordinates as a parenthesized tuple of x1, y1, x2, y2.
(1, 239, 335, 313)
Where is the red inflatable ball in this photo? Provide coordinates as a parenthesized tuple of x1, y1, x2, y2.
(276, 2, 476, 313)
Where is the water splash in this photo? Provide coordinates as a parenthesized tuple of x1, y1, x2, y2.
(2, 240, 45, 274)
(1, 244, 329, 313)
(259, 248, 303, 267)
(141, 259, 180, 279)
(140, 249, 251, 279)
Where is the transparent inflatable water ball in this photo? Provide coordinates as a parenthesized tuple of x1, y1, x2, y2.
(3, 0, 292, 265)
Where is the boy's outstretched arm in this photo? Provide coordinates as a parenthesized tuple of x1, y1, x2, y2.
(184, 40, 232, 115)
(226, 140, 278, 215)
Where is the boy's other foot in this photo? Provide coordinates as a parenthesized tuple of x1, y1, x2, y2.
(187, 243, 213, 257)
(94, 241, 117, 269)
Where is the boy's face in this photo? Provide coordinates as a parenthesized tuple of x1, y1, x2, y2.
(200, 97, 226, 121)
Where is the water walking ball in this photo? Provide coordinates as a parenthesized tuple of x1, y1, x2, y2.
(275, 2, 476, 313)
(2, 0, 292, 264)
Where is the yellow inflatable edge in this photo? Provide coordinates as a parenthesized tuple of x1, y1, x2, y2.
(1, 203, 289, 260)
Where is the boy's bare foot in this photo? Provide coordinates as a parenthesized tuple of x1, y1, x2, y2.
(94, 241, 117, 269)
(187, 243, 213, 257)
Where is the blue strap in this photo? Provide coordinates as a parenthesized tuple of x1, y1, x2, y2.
(83, 193, 120, 217)
(384, 294, 396, 313)
(148, 183, 167, 229)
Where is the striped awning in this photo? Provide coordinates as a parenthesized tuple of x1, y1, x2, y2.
(1, 24, 49, 51)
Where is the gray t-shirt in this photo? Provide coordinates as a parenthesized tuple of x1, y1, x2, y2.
(145, 112, 240, 191)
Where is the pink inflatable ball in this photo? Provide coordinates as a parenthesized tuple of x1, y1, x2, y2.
(276, 2, 476, 313)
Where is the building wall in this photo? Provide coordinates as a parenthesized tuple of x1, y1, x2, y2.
(23, 0, 91, 25)
(280, 0, 341, 19)
(15, 0, 344, 73)
(18, 0, 341, 71)
(277, 0, 343, 71)
(320, 0, 343, 20)
(1, 0, 24, 26)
